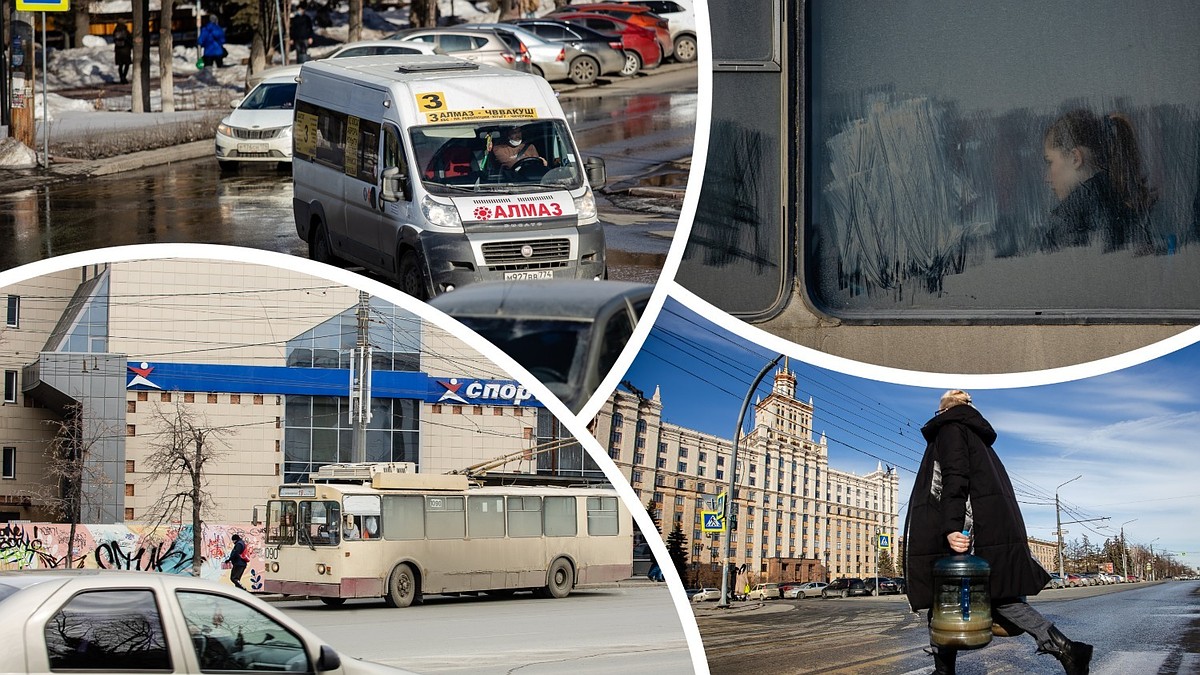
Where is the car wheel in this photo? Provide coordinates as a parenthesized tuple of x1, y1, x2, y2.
(673, 34, 697, 63)
(309, 220, 341, 267)
(620, 50, 642, 77)
(397, 249, 429, 301)
(540, 557, 574, 599)
(569, 55, 599, 85)
(319, 596, 346, 606)
(872, 588, 879, 596)
(841, 589, 848, 599)
(384, 563, 419, 608)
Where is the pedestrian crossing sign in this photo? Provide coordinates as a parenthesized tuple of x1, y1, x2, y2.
(16, 0, 70, 11)
(701, 510, 725, 533)
(878, 533, 891, 550)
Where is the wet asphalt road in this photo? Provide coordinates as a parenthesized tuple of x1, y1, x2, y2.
(694, 580, 1200, 674)
(0, 64, 697, 282)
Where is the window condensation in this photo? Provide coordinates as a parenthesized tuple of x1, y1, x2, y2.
(809, 1, 1200, 317)
(467, 496, 506, 538)
(543, 495, 578, 537)
(507, 495, 542, 537)
(586, 496, 619, 535)
(383, 495, 425, 540)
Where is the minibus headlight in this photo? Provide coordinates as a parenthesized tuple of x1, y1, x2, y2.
(575, 188, 598, 224)
(421, 196, 462, 229)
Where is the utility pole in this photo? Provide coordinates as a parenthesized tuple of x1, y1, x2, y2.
(349, 291, 372, 463)
(1055, 475, 1082, 580)
(1120, 519, 1136, 582)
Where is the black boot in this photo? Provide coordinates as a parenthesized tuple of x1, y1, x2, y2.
(1037, 625, 1093, 675)
(926, 646, 956, 675)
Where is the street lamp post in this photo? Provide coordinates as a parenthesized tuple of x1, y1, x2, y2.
(1055, 475, 1082, 581)
(1120, 519, 1137, 581)
(717, 354, 783, 608)
(1149, 538, 1160, 581)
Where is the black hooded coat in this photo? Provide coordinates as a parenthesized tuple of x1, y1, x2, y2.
(904, 404, 1050, 611)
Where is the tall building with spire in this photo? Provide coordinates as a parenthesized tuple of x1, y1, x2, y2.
(595, 363, 901, 584)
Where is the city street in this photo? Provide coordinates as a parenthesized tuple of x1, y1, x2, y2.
(276, 582, 694, 674)
(693, 581, 1200, 674)
(0, 64, 696, 282)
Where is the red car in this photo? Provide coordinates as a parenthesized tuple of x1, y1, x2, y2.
(550, 2, 673, 58)
(556, 12, 662, 76)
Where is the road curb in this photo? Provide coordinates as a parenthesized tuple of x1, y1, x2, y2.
(0, 140, 214, 191)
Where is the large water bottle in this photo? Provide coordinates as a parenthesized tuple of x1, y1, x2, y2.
(929, 534, 993, 649)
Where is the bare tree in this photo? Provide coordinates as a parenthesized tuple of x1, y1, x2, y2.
(160, 0, 177, 112)
(35, 403, 116, 569)
(132, 0, 152, 111)
(141, 400, 234, 576)
(71, 7, 91, 49)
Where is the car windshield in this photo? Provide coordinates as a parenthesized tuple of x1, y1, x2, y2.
(240, 82, 297, 110)
(455, 316, 590, 386)
(410, 120, 585, 194)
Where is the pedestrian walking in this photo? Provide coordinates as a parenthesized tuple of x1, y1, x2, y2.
(290, 2, 315, 64)
(226, 534, 248, 590)
(904, 390, 1093, 675)
(112, 23, 132, 84)
(198, 15, 228, 68)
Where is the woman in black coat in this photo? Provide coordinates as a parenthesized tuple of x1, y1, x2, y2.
(904, 390, 1092, 675)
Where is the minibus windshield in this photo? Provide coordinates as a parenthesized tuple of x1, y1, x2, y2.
(411, 120, 585, 194)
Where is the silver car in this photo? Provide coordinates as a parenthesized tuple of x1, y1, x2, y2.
(0, 569, 413, 673)
(391, 28, 532, 72)
(246, 40, 439, 90)
(459, 22, 581, 83)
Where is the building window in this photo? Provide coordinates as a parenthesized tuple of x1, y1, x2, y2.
(5, 295, 17, 327)
(716, 469, 724, 480)
(698, 466, 706, 476)
(633, 452, 645, 465)
(636, 419, 647, 435)
(657, 458, 666, 469)
(699, 451, 707, 462)
(679, 447, 689, 458)
(676, 477, 686, 489)
(3, 370, 16, 403)
(631, 470, 642, 484)
(677, 461, 687, 472)
(285, 297, 421, 371)
(2, 447, 15, 479)
(284, 396, 420, 483)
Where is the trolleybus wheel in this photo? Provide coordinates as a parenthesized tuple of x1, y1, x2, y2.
(542, 558, 573, 599)
(385, 563, 419, 608)
(319, 597, 346, 607)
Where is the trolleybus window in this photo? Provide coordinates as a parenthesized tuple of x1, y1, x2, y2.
(382, 495, 424, 540)
(586, 496, 619, 536)
(426, 496, 465, 539)
(543, 495, 577, 537)
(299, 500, 341, 546)
(266, 500, 298, 545)
(467, 496, 506, 538)
(507, 496, 542, 537)
(344, 495, 380, 540)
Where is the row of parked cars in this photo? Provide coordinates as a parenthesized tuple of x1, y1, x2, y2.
(689, 577, 908, 603)
(1046, 572, 1138, 588)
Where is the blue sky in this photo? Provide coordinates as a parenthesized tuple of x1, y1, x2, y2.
(620, 297, 1200, 566)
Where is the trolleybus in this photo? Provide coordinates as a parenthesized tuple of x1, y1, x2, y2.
(261, 462, 633, 607)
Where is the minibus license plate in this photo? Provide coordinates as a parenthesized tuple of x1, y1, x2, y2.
(238, 143, 268, 153)
(504, 271, 554, 281)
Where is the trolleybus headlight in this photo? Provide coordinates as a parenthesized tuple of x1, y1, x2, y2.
(316, 563, 326, 575)
(575, 187, 598, 224)
(271, 562, 279, 573)
(421, 196, 462, 229)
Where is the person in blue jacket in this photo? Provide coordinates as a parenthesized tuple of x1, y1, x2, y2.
(198, 15, 227, 68)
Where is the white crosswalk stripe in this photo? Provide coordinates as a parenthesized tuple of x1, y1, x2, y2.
(1091, 650, 1171, 675)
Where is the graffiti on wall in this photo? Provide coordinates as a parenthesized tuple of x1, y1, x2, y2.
(0, 522, 266, 590)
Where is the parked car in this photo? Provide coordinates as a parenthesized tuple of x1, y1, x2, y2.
(746, 583, 780, 600)
(430, 281, 653, 413)
(246, 39, 440, 89)
(460, 23, 582, 82)
(555, 12, 664, 76)
(0, 569, 414, 674)
(506, 19, 628, 84)
(891, 577, 907, 594)
(391, 28, 532, 72)
(822, 577, 869, 598)
(612, 0, 696, 62)
(215, 73, 297, 171)
(863, 577, 900, 596)
(691, 587, 721, 602)
(784, 581, 827, 599)
(549, 2, 673, 59)
(1046, 573, 1065, 589)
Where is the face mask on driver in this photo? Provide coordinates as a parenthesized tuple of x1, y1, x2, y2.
(508, 138, 522, 147)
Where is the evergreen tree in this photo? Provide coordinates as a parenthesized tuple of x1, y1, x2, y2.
(665, 523, 689, 585)
(878, 551, 897, 577)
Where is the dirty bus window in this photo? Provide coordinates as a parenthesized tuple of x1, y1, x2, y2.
(807, 1, 1200, 319)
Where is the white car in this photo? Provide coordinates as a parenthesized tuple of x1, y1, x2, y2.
(785, 581, 828, 599)
(215, 73, 297, 171)
(691, 587, 721, 602)
(746, 582, 780, 600)
(246, 40, 439, 90)
(0, 569, 413, 673)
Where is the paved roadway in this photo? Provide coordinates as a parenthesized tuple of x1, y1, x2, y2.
(277, 582, 696, 674)
(693, 581, 1200, 674)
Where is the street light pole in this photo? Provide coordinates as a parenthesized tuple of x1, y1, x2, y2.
(1149, 538, 1160, 582)
(717, 354, 783, 609)
(1120, 519, 1137, 582)
(1055, 475, 1082, 581)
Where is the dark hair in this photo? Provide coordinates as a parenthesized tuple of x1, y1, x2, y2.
(1044, 109, 1157, 213)
(231, 534, 241, 541)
